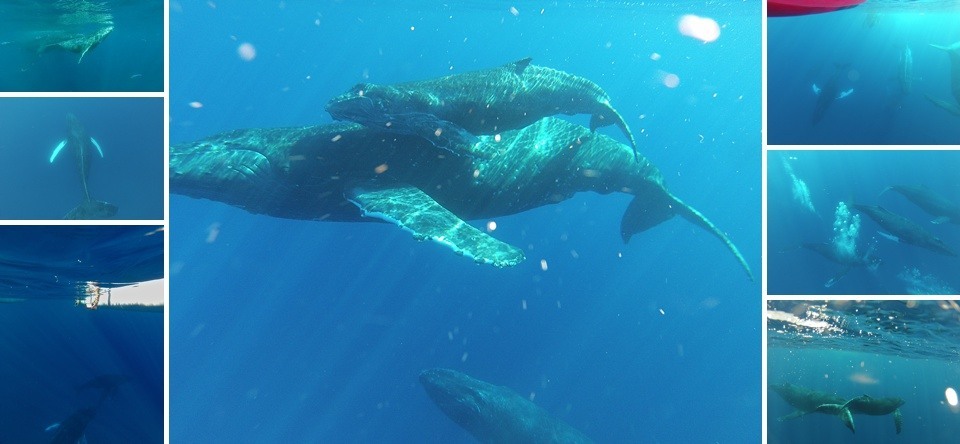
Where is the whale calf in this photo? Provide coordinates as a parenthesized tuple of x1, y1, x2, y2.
(769, 382, 846, 421)
(852, 204, 957, 256)
(881, 185, 960, 225)
(419, 368, 593, 443)
(170, 117, 753, 278)
(843, 395, 905, 434)
(326, 58, 639, 161)
(38, 26, 114, 64)
(51, 113, 117, 220)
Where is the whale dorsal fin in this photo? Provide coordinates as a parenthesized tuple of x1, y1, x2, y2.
(347, 183, 525, 268)
(511, 57, 533, 75)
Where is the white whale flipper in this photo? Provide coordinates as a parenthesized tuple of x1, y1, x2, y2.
(44, 422, 60, 432)
(90, 137, 104, 157)
(50, 139, 67, 163)
(812, 84, 821, 95)
(878, 231, 900, 243)
(838, 89, 854, 99)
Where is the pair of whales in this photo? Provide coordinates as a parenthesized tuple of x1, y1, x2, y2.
(926, 41, 960, 116)
(171, 59, 754, 279)
(770, 382, 905, 434)
(50, 113, 117, 220)
(420, 368, 592, 443)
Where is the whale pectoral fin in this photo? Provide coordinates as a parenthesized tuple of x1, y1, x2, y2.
(932, 216, 949, 224)
(825, 266, 851, 288)
(655, 191, 754, 281)
(877, 231, 901, 243)
(840, 407, 856, 434)
(894, 408, 902, 434)
(50, 139, 67, 163)
(778, 410, 809, 421)
(924, 94, 960, 116)
(347, 184, 525, 268)
(510, 57, 533, 75)
(590, 104, 640, 162)
(89, 137, 104, 157)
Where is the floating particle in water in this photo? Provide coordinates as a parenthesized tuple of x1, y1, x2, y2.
(237, 42, 256, 61)
(678, 14, 720, 43)
(189, 101, 203, 109)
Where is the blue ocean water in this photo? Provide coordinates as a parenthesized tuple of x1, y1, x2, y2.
(170, 1, 760, 442)
(767, 300, 960, 444)
(768, 2, 960, 145)
(0, 97, 165, 220)
(0, 0, 163, 92)
(0, 226, 163, 443)
(768, 150, 960, 295)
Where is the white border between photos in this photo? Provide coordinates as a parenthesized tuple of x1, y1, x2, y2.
(0, 1, 170, 443)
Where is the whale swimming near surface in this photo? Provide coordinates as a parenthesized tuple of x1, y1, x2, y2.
(811, 64, 854, 125)
(801, 241, 880, 287)
(843, 395, 905, 434)
(769, 382, 847, 422)
(881, 185, 960, 225)
(419, 368, 593, 443)
(326, 58, 640, 161)
(37, 26, 114, 64)
(170, 117, 753, 279)
(852, 204, 957, 257)
(50, 113, 117, 220)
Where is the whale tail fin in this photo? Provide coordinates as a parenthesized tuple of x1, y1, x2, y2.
(620, 188, 754, 281)
(590, 103, 639, 162)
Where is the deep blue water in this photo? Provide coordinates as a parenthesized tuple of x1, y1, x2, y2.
(768, 150, 960, 295)
(0, 97, 165, 220)
(0, 226, 163, 443)
(0, 0, 163, 92)
(170, 1, 760, 442)
(767, 300, 960, 444)
(768, 4, 960, 145)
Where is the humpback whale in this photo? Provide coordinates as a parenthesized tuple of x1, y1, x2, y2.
(801, 242, 879, 287)
(419, 368, 593, 443)
(326, 58, 640, 161)
(46, 406, 97, 444)
(77, 374, 130, 404)
(769, 382, 846, 422)
(170, 117, 753, 279)
(51, 113, 117, 220)
(843, 395, 905, 434)
(38, 26, 114, 64)
(899, 45, 913, 95)
(852, 204, 957, 256)
(811, 64, 854, 125)
(881, 185, 960, 225)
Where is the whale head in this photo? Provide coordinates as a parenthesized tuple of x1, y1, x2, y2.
(326, 83, 392, 125)
(419, 368, 489, 429)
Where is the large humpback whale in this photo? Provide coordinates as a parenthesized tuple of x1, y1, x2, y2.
(50, 113, 117, 220)
(852, 204, 957, 256)
(926, 41, 960, 115)
(326, 58, 640, 161)
(881, 185, 960, 225)
(419, 368, 593, 443)
(769, 383, 855, 432)
(811, 64, 854, 125)
(170, 117, 753, 279)
(46, 406, 97, 444)
(801, 242, 879, 287)
(37, 26, 114, 64)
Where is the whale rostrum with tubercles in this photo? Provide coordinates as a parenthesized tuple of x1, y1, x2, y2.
(170, 117, 753, 279)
